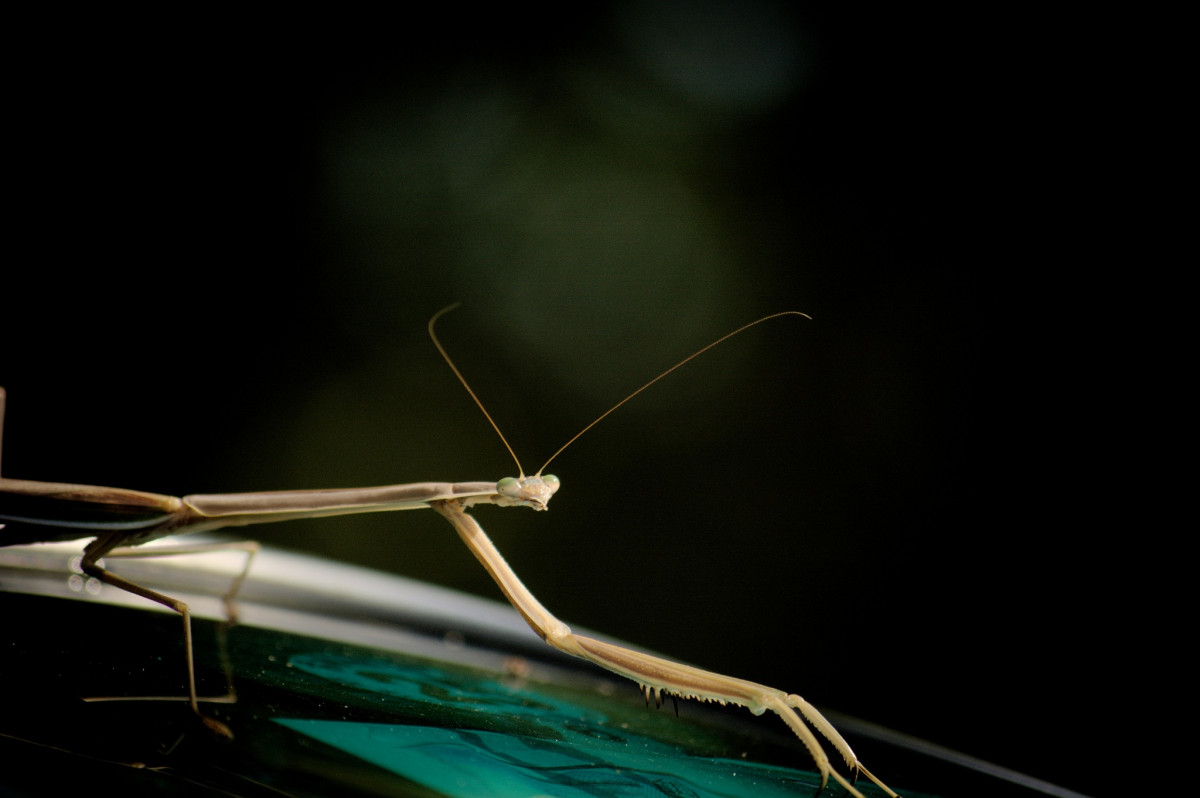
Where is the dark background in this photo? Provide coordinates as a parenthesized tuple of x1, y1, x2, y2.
(3, 5, 1123, 797)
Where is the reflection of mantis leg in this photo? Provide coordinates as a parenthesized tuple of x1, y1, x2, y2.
(431, 499, 897, 798)
(79, 536, 260, 737)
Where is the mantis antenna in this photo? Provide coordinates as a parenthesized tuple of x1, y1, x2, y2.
(428, 303, 528, 477)
(427, 306, 812, 477)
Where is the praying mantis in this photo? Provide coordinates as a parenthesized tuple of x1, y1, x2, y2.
(0, 307, 898, 798)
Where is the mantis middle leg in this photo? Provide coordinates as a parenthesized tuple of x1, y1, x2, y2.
(78, 532, 260, 736)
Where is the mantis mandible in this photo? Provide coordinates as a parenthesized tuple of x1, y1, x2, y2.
(0, 307, 898, 798)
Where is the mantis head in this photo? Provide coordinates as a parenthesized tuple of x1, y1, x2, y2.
(496, 474, 560, 511)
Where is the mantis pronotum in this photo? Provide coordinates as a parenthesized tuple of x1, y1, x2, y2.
(0, 308, 897, 798)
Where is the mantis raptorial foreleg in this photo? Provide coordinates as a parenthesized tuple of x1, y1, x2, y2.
(432, 497, 897, 798)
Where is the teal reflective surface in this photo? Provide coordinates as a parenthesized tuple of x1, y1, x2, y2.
(2, 541, 926, 797)
(276, 653, 813, 797)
